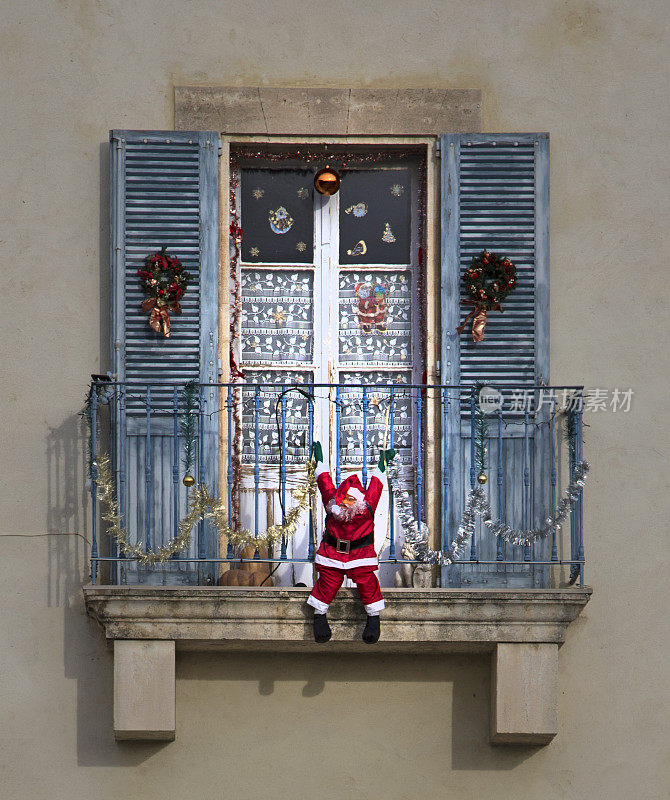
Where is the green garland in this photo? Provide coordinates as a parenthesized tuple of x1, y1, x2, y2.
(179, 379, 199, 478)
(457, 251, 518, 342)
(475, 400, 488, 474)
(81, 388, 100, 481)
(563, 407, 581, 585)
(563, 407, 578, 462)
(473, 384, 488, 480)
(462, 250, 517, 308)
(137, 246, 191, 337)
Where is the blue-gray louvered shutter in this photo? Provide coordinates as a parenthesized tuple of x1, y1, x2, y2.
(109, 130, 219, 583)
(440, 133, 550, 588)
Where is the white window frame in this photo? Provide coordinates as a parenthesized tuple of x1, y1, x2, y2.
(234, 154, 422, 458)
(219, 135, 442, 555)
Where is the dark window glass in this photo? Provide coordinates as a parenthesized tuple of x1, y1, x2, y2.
(241, 169, 314, 263)
(339, 168, 411, 265)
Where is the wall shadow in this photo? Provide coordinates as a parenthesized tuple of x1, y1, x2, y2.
(43, 141, 168, 767)
(47, 409, 169, 766)
(99, 141, 110, 387)
(177, 651, 542, 771)
(46, 412, 88, 609)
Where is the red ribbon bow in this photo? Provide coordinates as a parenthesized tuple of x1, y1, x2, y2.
(141, 297, 181, 338)
(456, 300, 502, 343)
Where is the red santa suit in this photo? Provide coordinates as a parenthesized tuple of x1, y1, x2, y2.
(307, 465, 385, 616)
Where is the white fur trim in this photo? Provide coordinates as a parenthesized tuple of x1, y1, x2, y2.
(306, 595, 329, 614)
(364, 599, 385, 614)
(327, 497, 368, 521)
(347, 487, 365, 502)
(315, 554, 379, 570)
(315, 462, 329, 478)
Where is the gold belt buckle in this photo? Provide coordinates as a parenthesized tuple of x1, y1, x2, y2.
(336, 538, 351, 554)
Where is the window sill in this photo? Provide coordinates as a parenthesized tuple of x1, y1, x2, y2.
(83, 585, 590, 745)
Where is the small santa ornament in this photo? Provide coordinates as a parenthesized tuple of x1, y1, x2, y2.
(307, 441, 395, 643)
(355, 281, 388, 333)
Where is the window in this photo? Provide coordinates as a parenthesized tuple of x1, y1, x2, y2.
(108, 130, 551, 590)
(232, 149, 425, 586)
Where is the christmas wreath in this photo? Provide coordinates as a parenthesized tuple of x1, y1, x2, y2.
(457, 250, 517, 342)
(137, 246, 190, 337)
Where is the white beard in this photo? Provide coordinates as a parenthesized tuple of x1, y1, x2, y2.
(327, 498, 368, 522)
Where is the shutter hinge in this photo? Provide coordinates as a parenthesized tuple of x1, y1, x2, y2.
(435, 139, 441, 158)
(218, 139, 223, 158)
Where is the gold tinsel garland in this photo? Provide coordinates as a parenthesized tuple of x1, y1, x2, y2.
(95, 454, 316, 564)
(195, 459, 316, 549)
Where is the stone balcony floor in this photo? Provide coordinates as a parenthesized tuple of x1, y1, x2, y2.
(83, 585, 591, 652)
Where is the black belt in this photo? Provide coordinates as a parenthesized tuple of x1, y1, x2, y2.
(323, 531, 374, 555)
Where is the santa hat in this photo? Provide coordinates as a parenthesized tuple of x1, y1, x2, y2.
(335, 474, 365, 504)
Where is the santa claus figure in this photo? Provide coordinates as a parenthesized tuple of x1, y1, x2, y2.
(307, 441, 395, 644)
(355, 281, 388, 333)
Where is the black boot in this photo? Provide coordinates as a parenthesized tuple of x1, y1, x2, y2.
(362, 614, 380, 644)
(313, 613, 331, 643)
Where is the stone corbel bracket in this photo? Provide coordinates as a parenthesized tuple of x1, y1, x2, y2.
(83, 586, 590, 744)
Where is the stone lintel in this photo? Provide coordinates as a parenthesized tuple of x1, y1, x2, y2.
(114, 640, 175, 741)
(174, 86, 482, 135)
(491, 642, 559, 745)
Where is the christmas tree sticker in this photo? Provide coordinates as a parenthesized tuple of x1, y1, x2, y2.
(382, 222, 396, 243)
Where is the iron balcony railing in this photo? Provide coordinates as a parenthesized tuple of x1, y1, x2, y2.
(85, 380, 586, 589)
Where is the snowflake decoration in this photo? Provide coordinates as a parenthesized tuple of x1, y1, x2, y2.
(296, 241, 307, 252)
(271, 307, 287, 325)
(390, 184, 405, 197)
(250, 247, 260, 257)
(252, 188, 265, 199)
(297, 187, 309, 199)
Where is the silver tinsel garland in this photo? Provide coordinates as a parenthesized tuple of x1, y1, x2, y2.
(387, 460, 590, 566)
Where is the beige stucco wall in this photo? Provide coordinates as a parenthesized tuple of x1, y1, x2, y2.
(1, 1, 668, 798)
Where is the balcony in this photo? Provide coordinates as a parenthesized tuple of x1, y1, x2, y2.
(82, 379, 591, 743)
